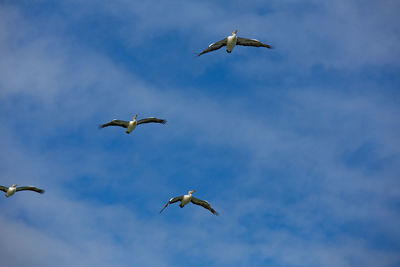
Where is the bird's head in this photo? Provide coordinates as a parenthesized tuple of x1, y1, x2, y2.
(133, 114, 138, 120)
(189, 190, 196, 195)
(11, 184, 18, 188)
(233, 29, 238, 35)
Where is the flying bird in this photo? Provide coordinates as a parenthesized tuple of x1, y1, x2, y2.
(0, 184, 45, 197)
(160, 190, 219, 215)
(100, 114, 166, 134)
(198, 29, 273, 56)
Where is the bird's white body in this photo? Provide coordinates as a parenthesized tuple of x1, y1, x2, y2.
(6, 185, 16, 197)
(125, 115, 138, 134)
(126, 120, 137, 134)
(226, 32, 238, 53)
(180, 193, 192, 207)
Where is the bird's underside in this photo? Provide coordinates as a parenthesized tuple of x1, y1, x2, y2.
(198, 36, 273, 56)
(160, 195, 218, 215)
(0, 185, 45, 195)
(99, 117, 166, 130)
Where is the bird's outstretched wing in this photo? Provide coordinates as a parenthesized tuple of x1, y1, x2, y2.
(160, 196, 183, 213)
(191, 197, 219, 215)
(99, 119, 129, 129)
(236, 37, 273, 49)
(137, 117, 167, 125)
(16, 186, 45, 194)
(197, 38, 227, 56)
(0, 186, 8, 193)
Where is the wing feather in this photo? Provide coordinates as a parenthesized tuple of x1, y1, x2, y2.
(236, 37, 273, 48)
(0, 186, 8, 193)
(197, 38, 227, 56)
(137, 117, 167, 125)
(191, 197, 219, 215)
(160, 196, 183, 213)
(99, 119, 129, 129)
(16, 186, 45, 194)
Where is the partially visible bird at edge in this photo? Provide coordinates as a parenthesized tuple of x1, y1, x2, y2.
(0, 184, 45, 197)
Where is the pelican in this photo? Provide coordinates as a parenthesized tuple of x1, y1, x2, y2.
(0, 184, 45, 197)
(100, 114, 166, 134)
(197, 29, 273, 56)
(160, 190, 219, 215)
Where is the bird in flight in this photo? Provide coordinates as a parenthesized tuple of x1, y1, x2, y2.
(100, 114, 166, 134)
(0, 184, 45, 197)
(197, 29, 273, 56)
(160, 190, 219, 215)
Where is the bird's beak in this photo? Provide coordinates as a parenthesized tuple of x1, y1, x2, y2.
(233, 29, 238, 34)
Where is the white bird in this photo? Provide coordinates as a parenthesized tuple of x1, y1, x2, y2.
(0, 184, 45, 197)
(100, 114, 166, 134)
(198, 29, 273, 56)
(160, 190, 219, 215)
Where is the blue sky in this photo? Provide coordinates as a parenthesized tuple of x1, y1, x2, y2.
(0, 0, 399, 266)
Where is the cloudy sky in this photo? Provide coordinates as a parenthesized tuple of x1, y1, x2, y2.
(0, 0, 399, 266)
